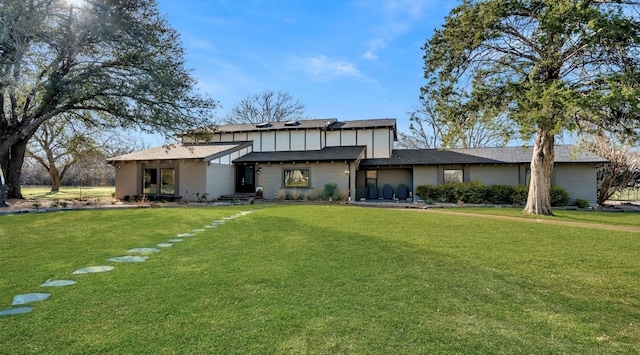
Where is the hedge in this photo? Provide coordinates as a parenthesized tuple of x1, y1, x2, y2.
(416, 182, 571, 206)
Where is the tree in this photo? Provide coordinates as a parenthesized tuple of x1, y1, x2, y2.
(422, 0, 640, 215)
(0, 0, 217, 199)
(225, 89, 305, 124)
(27, 114, 101, 192)
(400, 92, 514, 149)
(580, 131, 640, 206)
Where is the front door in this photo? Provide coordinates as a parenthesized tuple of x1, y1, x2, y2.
(236, 165, 255, 193)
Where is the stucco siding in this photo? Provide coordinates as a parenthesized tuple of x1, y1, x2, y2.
(255, 162, 350, 200)
(553, 164, 599, 205)
(290, 131, 306, 151)
(356, 130, 374, 158)
(206, 164, 235, 199)
(373, 128, 392, 158)
(413, 166, 439, 197)
(275, 131, 290, 151)
(114, 162, 138, 199)
(342, 131, 357, 146)
(179, 161, 206, 201)
(469, 165, 520, 185)
(306, 130, 321, 150)
(261, 131, 276, 151)
(248, 132, 261, 151)
(325, 131, 341, 147)
(377, 169, 412, 193)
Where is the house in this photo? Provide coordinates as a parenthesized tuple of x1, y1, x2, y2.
(108, 118, 608, 205)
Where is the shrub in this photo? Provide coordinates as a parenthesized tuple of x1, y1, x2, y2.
(416, 184, 437, 200)
(289, 189, 301, 200)
(275, 189, 286, 200)
(550, 185, 570, 207)
(574, 198, 590, 208)
(487, 184, 514, 204)
(511, 184, 528, 205)
(323, 183, 340, 201)
(453, 181, 487, 204)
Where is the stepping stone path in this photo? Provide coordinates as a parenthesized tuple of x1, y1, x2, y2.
(0, 210, 255, 317)
(108, 256, 148, 263)
(41, 280, 76, 287)
(12, 293, 51, 305)
(72, 266, 114, 275)
(127, 248, 161, 254)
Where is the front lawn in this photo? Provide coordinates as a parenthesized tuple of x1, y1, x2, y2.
(0, 205, 638, 353)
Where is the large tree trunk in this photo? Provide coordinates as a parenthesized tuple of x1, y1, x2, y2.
(0, 138, 29, 199)
(523, 128, 555, 215)
(49, 166, 61, 192)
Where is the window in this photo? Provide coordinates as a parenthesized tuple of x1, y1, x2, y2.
(284, 169, 310, 188)
(443, 169, 463, 184)
(366, 170, 377, 187)
(143, 167, 176, 195)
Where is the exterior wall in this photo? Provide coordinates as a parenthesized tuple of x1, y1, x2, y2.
(553, 163, 599, 205)
(325, 131, 341, 147)
(373, 128, 391, 158)
(377, 169, 412, 196)
(468, 165, 520, 185)
(306, 130, 322, 150)
(178, 160, 207, 201)
(275, 131, 290, 151)
(342, 131, 357, 146)
(255, 161, 351, 200)
(413, 166, 439, 197)
(113, 161, 138, 199)
(261, 131, 276, 151)
(206, 163, 235, 199)
(290, 131, 306, 151)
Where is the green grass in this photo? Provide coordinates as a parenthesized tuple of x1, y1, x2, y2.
(1, 205, 639, 353)
(448, 206, 640, 228)
(20, 186, 115, 200)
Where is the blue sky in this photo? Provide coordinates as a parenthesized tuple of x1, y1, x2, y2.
(151, 0, 456, 144)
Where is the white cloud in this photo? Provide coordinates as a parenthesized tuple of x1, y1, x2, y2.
(359, 0, 435, 60)
(292, 55, 368, 82)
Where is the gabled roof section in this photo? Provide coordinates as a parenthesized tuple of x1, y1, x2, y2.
(360, 146, 608, 166)
(186, 119, 338, 135)
(107, 142, 252, 162)
(233, 146, 367, 164)
(327, 118, 397, 139)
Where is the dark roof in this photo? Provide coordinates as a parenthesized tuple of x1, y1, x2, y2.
(360, 146, 608, 166)
(233, 146, 367, 163)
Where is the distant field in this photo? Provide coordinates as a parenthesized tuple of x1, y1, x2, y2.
(611, 188, 640, 201)
(20, 186, 115, 200)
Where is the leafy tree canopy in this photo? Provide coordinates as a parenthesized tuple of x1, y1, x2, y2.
(0, 0, 218, 198)
(423, 0, 640, 214)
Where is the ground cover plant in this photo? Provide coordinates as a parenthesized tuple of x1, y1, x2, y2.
(1, 205, 639, 353)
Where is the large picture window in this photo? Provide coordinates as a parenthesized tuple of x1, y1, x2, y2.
(443, 169, 463, 184)
(143, 167, 176, 195)
(283, 169, 310, 188)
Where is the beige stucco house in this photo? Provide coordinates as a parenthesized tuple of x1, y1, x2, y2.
(108, 118, 608, 205)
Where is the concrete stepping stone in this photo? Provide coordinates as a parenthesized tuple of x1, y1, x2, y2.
(0, 307, 33, 316)
(167, 238, 183, 243)
(157, 243, 173, 248)
(73, 266, 114, 274)
(108, 256, 148, 263)
(127, 247, 161, 254)
(191, 229, 205, 233)
(41, 280, 76, 287)
(212, 220, 225, 224)
(204, 225, 217, 229)
(177, 233, 195, 237)
(12, 293, 51, 305)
